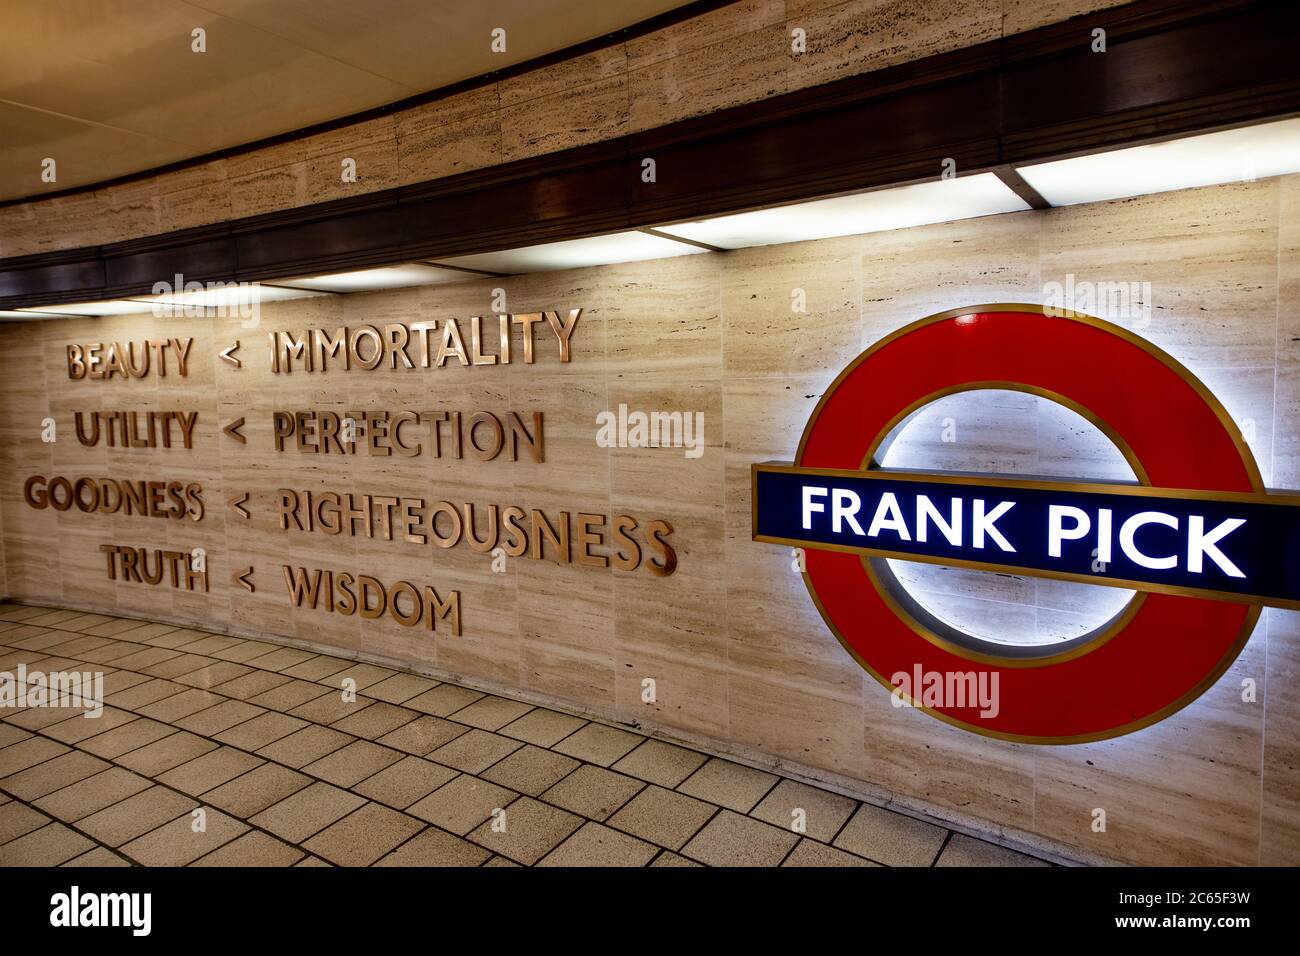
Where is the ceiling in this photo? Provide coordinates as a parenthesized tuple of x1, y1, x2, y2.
(0, 0, 693, 202)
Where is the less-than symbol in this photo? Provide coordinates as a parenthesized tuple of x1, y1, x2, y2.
(228, 492, 250, 519)
(223, 417, 246, 443)
(219, 341, 241, 368)
(235, 567, 255, 593)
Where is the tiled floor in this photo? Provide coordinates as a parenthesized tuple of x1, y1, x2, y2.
(0, 602, 1054, 867)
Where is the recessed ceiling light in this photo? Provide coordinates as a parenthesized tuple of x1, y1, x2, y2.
(433, 230, 707, 274)
(0, 309, 79, 320)
(1017, 116, 1300, 206)
(15, 300, 157, 317)
(134, 283, 322, 308)
(653, 174, 1031, 249)
(276, 264, 471, 293)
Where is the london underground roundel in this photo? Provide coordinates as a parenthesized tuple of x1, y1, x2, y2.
(751, 304, 1300, 744)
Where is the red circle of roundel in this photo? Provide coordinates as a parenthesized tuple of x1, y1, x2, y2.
(797, 307, 1261, 743)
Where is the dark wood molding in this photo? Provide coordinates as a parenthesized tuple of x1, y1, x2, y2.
(2, 0, 1297, 309)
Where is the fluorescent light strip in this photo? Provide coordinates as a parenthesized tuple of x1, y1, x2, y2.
(435, 230, 707, 274)
(1017, 116, 1300, 206)
(653, 174, 1031, 249)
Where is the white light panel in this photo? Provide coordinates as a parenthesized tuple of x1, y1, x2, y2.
(279, 264, 470, 292)
(433, 230, 706, 274)
(1017, 117, 1300, 206)
(654, 174, 1031, 249)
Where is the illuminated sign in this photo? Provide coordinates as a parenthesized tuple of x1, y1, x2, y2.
(753, 305, 1287, 743)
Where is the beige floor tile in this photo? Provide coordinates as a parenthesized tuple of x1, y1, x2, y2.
(364, 673, 440, 704)
(43, 708, 139, 744)
(500, 708, 587, 747)
(137, 688, 224, 723)
(107, 647, 183, 671)
(607, 785, 717, 850)
(250, 781, 366, 843)
(141, 653, 214, 680)
(751, 779, 858, 842)
(214, 712, 308, 750)
(553, 723, 643, 767)
(63, 847, 131, 867)
(539, 821, 658, 867)
(121, 809, 248, 866)
(682, 810, 800, 867)
(77, 717, 176, 758)
(199, 762, 313, 818)
(354, 756, 457, 809)
(281, 655, 354, 682)
(245, 647, 318, 672)
(375, 826, 491, 866)
(650, 850, 701, 867)
(191, 829, 305, 867)
(98, 671, 151, 695)
(403, 684, 484, 717)
(936, 833, 1051, 867)
(158, 746, 265, 796)
(325, 663, 399, 690)
(407, 773, 516, 835)
(677, 757, 779, 813)
(80, 643, 153, 665)
(428, 728, 522, 774)
(174, 661, 254, 689)
(483, 855, 521, 866)
(295, 855, 331, 866)
(35, 767, 153, 821)
(83, 618, 150, 638)
(330, 702, 419, 740)
(0, 725, 33, 749)
(117, 731, 217, 776)
(0, 822, 95, 865)
(303, 802, 424, 866)
(6, 705, 97, 732)
(173, 635, 245, 657)
(450, 695, 534, 731)
(1, 749, 109, 800)
(613, 739, 708, 788)
(375, 715, 468, 756)
(541, 764, 645, 821)
(0, 800, 50, 843)
(211, 670, 292, 700)
(482, 745, 580, 796)
(468, 796, 583, 865)
(246, 679, 333, 712)
(106, 678, 188, 710)
(211, 640, 281, 663)
(783, 838, 878, 867)
(303, 740, 403, 788)
(255, 724, 353, 768)
(289, 692, 375, 725)
(78, 784, 197, 846)
(174, 699, 265, 736)
(833, 803, 948, 867)
(0, 735, 70, 774)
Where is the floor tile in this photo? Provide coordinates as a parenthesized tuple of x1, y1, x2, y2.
(0, 749, 108, 801)
(0, 822, 95, 865)
(174, 699, 265, 736)
(77, 785, 197, 846)
(255, 724, 353, 769)
(552, 723, 643, 767)
(76, 717, 175, 758)
(330, 702, 418, 740)
(0, 736, 71, 774)
(613, 738, 708, 788)
(0, 800, 50, 843)
(137, 688, 224, 723)
(303, 740, 403, 788)
(539, 821, 658, 867)
(157, 746, 265, 796)
(302, 802, 423, 866)
(750, 778, 857, 842)
(211, 670, 292, 700)
(681, 810, 800, 867)
(191, 829, 305, 867)
(936, 833, 1051, 867)
(214, 712, 308, 750)
(63, 846, 131, 867)
(375, 715, 468, 756)
(428, 729, 522, 774)
(607, 785, 717, 851)
(289, 693, 374, 725)
(833, 803, 948, 867)
(541, 765, 644, 821)
(250, 781, 365, 844)
(363, 673, 440, 704)
(120, 809, 248, 866)
(353, 756, 457, 809)
(482, 744, 579, 796)
(117, 731, 217, 776)
(375, 826, 491, 866)
(499, 708, 587, 747)
(199, 763, 313, 818)
(245, 679, 332, 712)
(34, 767, 153, 821)
(403, 684, 484, 717)
(783, 838, 879, 867)
(407, 774, 516, 835)
(450, 695, 534, 731)
(677, 757, 779, 813)
(467, 796, 582, 865)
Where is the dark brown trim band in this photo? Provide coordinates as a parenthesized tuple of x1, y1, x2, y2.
(1, 0, 1296, 310)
